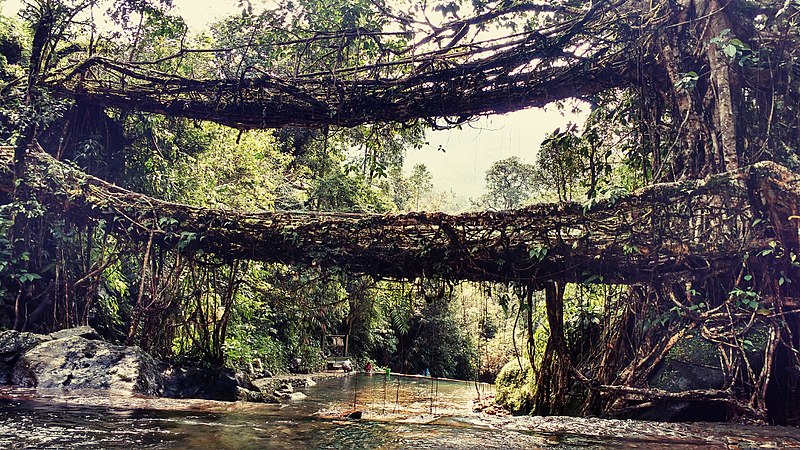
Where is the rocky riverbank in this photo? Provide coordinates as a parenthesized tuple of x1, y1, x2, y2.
(0, 326, 350, 403)
(253, 370, 353, 400)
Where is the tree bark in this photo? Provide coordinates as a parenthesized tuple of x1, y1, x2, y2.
(2, 145, 790, 285)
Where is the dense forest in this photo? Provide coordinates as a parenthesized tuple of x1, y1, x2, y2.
(1, 0, 800, 425)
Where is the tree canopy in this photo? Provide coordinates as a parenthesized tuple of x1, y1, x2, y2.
(14, 0, 792, 181)
(2, 0, 800, 423)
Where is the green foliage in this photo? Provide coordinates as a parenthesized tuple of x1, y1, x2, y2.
(166, 126, 295, 210)
(221, 264, 350, 373)
(344, 123, 426, 183)
(223, 288, 287, 373)
(710, 29, 753, 65)
(675, 71, 699, 92)
(308, 168, 392, 212)
(384, 164, 459, 212)
(528, 244, 548, 261)
(1, 87, 71, 146)
(106, 0, 187, 65)
(209, 0, 402, 80)
(396, 297, 477, 379)
(0, 201, 46, 299)
(406, 164, 433, 209)
(562, 283, 614, 361)
(477, 156, 537, 210)
(388, 163, 435, 211)
(537, 125, 584, 202)
(96, 257, 130, 339)
(495, 357, 535, 414)
(0, 13, 26, 76)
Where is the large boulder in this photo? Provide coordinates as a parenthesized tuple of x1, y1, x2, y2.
(47, 326, 102, 341)
(12, 334, 163, 396)
(495, 358, 536, 415)
(161, 365, 239, 401)
(632, 324, 770, 421)
(0, 327, 274, 402)
(160, 364, 274, 402)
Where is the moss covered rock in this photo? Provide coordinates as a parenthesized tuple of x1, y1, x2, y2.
(495, 358, 535, 414)
(634, 322, 770, 421)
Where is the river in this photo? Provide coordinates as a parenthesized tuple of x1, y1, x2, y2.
(1, 374, 799, 449)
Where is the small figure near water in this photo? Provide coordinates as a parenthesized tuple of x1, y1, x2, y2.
(341, 359, 353, 372)
(364, 362, 373, 375)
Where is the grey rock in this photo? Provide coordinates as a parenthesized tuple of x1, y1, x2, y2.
(12, 335, 163, 396)
(161, 365, 247, 401)
(252, 376, 277, 393)
(0, 326, 272, 403)
(234, 370, 257, 391)
(289, 391, 306, 401)
(274, 390, 290, 399)
(0, 330, 48, 358)
(47, 326, 101, 341)
(0, 330, 49, 385)
(274, 388, 306, 401)
(237, 387, 276, 403)
(633, 325, 770, 422)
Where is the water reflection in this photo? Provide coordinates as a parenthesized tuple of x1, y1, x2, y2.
(1, 375, 800, 449)
(311, 373, 494, 419)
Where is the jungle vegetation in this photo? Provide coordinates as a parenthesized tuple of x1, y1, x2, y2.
(1, 0, 800, 424)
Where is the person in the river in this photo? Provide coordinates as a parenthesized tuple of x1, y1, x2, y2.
(364, 362, 373, 374)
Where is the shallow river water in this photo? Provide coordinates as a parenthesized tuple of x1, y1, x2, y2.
(1, 374, 800, 449)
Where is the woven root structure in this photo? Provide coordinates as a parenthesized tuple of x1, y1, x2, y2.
(50, 1, 627, 130)
(5, 144, 800, 422)
(3, 145, 795, 284)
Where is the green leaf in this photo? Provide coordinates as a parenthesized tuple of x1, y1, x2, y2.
(528, 245, 548, 261)
(177, 231, 197, 251)
(18, 272, 41, 283)
(675, 71, 699, 91)
(623, 242, 641, 255)
(583, 273, 603, 285)
(729, 38, 750, 51)
(743, 274, 753, 281)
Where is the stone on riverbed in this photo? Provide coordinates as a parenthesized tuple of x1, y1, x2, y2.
(272, 381, 307, 400)
(0, 330, 48, 384)
(12, 334, 163, 396)
(161, 364, 273, 402)
(46, 326, 102, 341)
(0, 327, 276, 403)
(237, 386, 269, 402)
(274, 388, 306, 400)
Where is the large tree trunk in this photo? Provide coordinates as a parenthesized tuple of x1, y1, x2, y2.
(650, 0, 744, 179)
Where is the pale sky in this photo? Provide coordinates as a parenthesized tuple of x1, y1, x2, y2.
(1, 0, 586, 201)
(408, 108, 583, 199)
